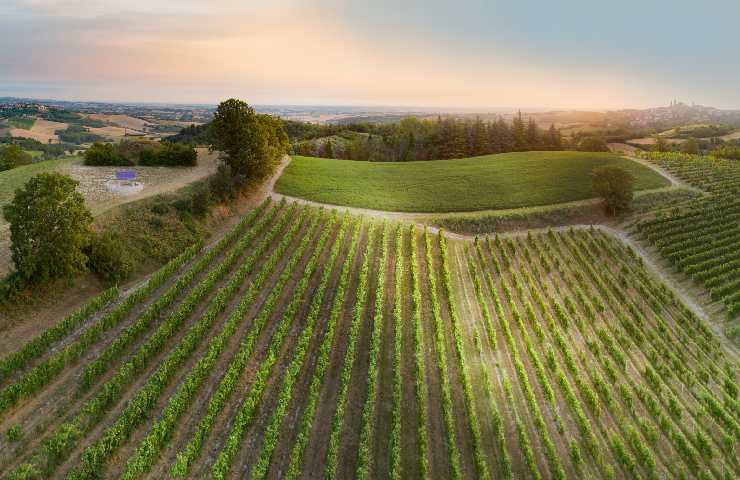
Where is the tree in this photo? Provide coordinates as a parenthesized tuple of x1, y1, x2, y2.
(471, 117, 488, 156)
(711, 145, 740, 160)
(2, 173, 93, 283)
(578, 136, 609, 152)
(681, 138, 699, 154)
(546, 124, 563, 150)
(654, 135, 671, 152)
(321, 139, 334, 158)
(591, 166, 635, 216)
(84, 142, 132, 166)
(525, 117, 539, 149)
(209, 99, 288, 181)
(0, 144, 33, 171)
(511, 111, 526, 150)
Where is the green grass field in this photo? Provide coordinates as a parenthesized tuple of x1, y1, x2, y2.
(275, 151, 671, 212)
(7, 117, 36, 130)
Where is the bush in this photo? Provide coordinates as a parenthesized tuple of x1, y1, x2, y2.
(3, 173, 93, 283)
(84, 141, 197, 167)
(84, 142, 132, 166)
(117, 139, 160, 159)
(578, 136, 609, 152)
(681, 138, 699, 154)
(86, 232, 134, 285)
(174, 186, 211, 218)
(6, 424, 22, 442)
(712, 145, 740, 160)
(139, 142, 197, 167)
(209, 164, 239, 202)
(55, 125, 104, 145)
(0, 144, 33, 171)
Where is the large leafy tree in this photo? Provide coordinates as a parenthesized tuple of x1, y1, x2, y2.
(3, 173, 93, 282)
(591, 166, 635, 216)
(0, 144, 33, 171)
(209, 99, 288, 180)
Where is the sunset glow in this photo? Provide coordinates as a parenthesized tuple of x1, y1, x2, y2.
(3, 0, 739, 108)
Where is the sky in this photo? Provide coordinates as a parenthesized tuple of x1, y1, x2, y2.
(2, 0, 739, 110)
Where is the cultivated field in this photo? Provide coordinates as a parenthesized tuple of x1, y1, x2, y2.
(634, 152, 740, 325)
(275, 152, 670, 213)
(8, 119, 67, 143)
(6, 118, 35, 130)
(83, 114, 152, 132)
(0, 199, 736, 479)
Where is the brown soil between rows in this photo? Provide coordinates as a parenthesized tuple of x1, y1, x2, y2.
(415, 230, 451, 480)
(296, 223, 370, 479)
(397, 228, 421, 479)
(173, 213, 328, 479)
(333, 226, 382, 479)
(370, 226, 398, 478)
(260, 221, 356, 479)
(0, 207, 281, 475)
(126, 214, 335, 479)
(53, 207, 311, 478)
(428, 237, 477, 480)
(448, 244, 501, 477)
(225, 219, 345, 479)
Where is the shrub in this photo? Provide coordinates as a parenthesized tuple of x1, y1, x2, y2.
(56, 125, 104, 144)
(578, 136, 609, 152)
(87, 232, 134, 285)
(138, 142, 197, 167)
(117, 139, 160, 159)
(186, 187, 211, 217)
(6, 424, 22, 442)
(85, 140, 197, 167)
(209, 164, 239, 202)
(0, 144, 33, 171)
(681, 138, 699, 154)
(84, 142, 132, 166)
(712, 145, 740, 160)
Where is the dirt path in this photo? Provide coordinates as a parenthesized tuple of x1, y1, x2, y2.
(623, 155, 701, 192)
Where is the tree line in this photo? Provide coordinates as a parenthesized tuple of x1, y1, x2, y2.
(291, 114, 566, 161)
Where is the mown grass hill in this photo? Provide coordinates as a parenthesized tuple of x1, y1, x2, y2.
(275, 151, 669, 213)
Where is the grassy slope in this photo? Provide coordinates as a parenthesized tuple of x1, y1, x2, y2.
(275, 151, 670, 213)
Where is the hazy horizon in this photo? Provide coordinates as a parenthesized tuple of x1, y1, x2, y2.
(2, 0, 740, 109)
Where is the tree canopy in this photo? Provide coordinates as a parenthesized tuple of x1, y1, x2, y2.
(209, 99, 288, 180)
(591, 166, 635, 215)
(291, 115, 564, 161)
(0, 144, 33, 171)
(578, 136, 609, 152)
(3, 173, 93, 283)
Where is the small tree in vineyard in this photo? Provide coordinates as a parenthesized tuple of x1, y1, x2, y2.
(591, 166, 635, 216)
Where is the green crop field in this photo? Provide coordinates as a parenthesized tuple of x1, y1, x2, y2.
(635, 152, 740, 324)
(275, 152, 670, 213)
(6, 117, 36, 130)
(0, 199, 737, 479)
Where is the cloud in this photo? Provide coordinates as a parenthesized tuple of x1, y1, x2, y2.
(1, 0, 739, 108)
